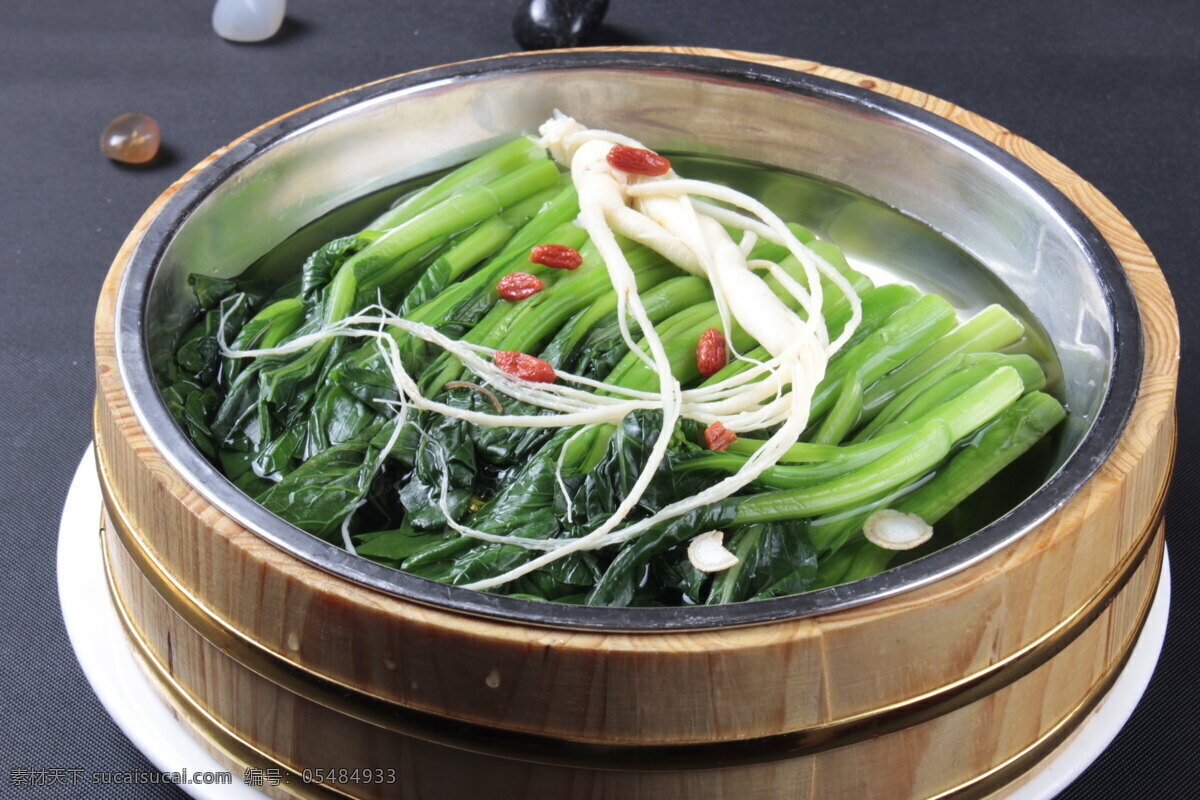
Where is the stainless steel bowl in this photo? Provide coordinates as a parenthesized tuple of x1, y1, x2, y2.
(114, 51, 1141, 630)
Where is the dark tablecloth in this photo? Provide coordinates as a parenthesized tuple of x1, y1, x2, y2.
(1, 1, 1195, 797)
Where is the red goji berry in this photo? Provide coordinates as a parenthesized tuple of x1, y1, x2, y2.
(606, 145, 671, 176)
(696, 327, 728, 378)
(704, 421, 738, 452)
(530, 244, 583, 270)
(493, 351, 557, 384)
(497, 271, 545, 301)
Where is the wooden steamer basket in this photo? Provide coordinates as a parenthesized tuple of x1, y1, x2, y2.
(93, 49, 1177, 799)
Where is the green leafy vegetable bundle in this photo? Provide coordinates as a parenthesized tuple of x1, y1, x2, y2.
(161, 122, 1065, 607)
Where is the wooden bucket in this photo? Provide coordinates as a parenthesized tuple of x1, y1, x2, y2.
(93, 49, 1178, 799)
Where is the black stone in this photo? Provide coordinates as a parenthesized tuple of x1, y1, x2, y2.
(512, 0, 609, 50)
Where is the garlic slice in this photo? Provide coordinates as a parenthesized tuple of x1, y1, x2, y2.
(687, 530, 740, 573)
(863, 509, 934, 551)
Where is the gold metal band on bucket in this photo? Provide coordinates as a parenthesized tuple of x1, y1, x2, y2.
(93, 419, 1173, 770)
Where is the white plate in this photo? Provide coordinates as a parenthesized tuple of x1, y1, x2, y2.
(58, 446, 266, 800)
(58, 446, 1171, 800)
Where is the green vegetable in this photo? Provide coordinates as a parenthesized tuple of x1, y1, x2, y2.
(165, 135, 1066, 606)
(813, 392, 1066, 587)
(367, 136, 548, 231)
(812, 375, 862, 446)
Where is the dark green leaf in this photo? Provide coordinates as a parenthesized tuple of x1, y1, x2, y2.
(355, 524, 446, 563)
(255, 422, 391, 538)
(161, 379, 220, 458)
(174, 294, 250, 385)
(301, 235, 366, 302)
(705, 521, 819, 604)
(188, 274, 240, 310)
(398, 476, 472, 530)
(586, 502, 738, 607)
(398, 257, 453, 316)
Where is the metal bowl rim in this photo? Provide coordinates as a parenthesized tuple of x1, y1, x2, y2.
(113, 50, 1143, 631)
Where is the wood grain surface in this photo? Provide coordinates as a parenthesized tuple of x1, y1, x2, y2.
(93, 47, 1178, 799)
(101, 511, 1166, 799)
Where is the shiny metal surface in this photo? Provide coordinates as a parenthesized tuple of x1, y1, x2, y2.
(114, 51, 1141, 630)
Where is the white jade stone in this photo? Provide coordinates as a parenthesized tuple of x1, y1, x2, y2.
(212, 0, 286, 43)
